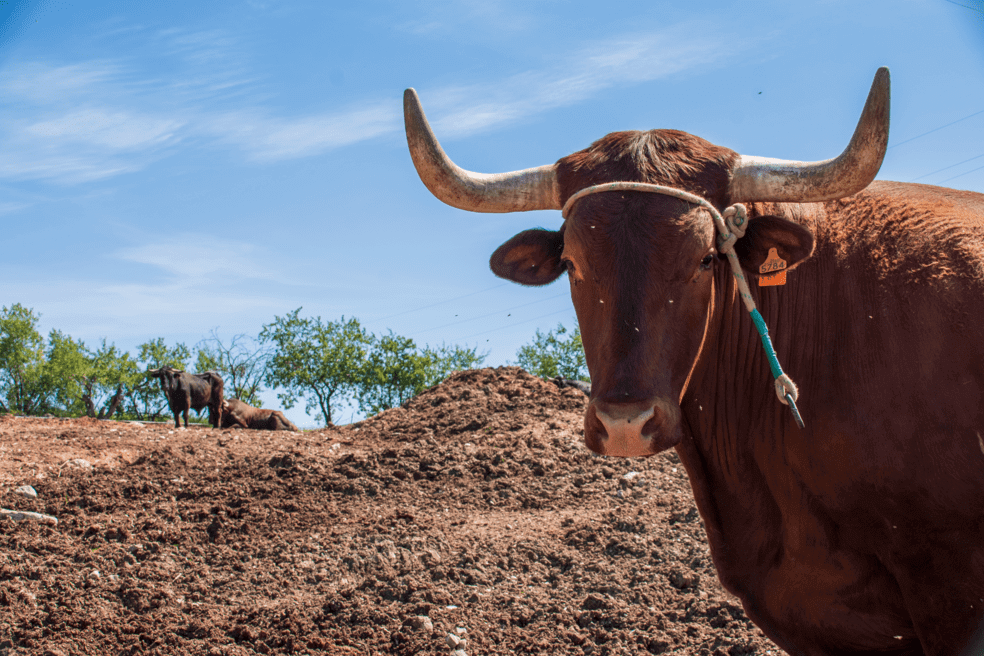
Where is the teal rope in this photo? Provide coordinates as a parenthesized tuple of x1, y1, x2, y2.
(750, 309, 783, 380)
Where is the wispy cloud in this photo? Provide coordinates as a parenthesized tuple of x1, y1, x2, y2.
(0, 272, 292, 343)
(3, 61, 123, 103)
(0, 111, 179, 184)
(0, 148, 149, 184)
(0, 21, 735, 184)
(0, 235, 309, 338)
(0, 58, 186, 183)
(397, 0, 539, 35)
(0, 202, 30, 215)
(202, 101, 399, 162)
(115, 236, 287, 285)
(25, 109, 183, 149)
(423, 23, 734, 137)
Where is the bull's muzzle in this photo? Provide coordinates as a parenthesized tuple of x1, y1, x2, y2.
(586, 399, 681, 457)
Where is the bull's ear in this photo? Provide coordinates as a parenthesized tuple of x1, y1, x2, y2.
(733, 216, 815, 278)
(490, 228, 565, 286)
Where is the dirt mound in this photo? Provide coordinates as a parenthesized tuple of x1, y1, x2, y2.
(0, 367, 784, 655)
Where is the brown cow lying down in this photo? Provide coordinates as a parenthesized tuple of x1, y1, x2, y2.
(221, 399, 299, 431)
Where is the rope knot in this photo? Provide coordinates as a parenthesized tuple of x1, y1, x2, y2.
(775, 374, 798, 405)
(716, 204, 747, 255)
(723, 203, 748, 237)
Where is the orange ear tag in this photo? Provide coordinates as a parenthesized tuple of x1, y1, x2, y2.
(759, 247, 787, 287)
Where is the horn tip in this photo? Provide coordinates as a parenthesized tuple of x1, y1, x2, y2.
(873, 67, 890, 91)
(403, 88, 425, 127)
(865, 67, 891, 125)
(404, 88, 422, 112)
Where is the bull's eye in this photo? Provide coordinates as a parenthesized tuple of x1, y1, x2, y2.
(561, 259, 575, 274)
(699, 254, 715, 271)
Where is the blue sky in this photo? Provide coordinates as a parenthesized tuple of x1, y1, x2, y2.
(1, 0, 982, 426)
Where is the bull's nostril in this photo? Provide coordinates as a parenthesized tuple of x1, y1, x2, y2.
(587, 399, 682, 457)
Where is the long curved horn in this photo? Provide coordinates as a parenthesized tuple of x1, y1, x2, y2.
(730, 67, 890, 202)
(404, 88, 561, 213)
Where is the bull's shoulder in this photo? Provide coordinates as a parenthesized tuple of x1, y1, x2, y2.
(195, 371, 225, 385)
(808, 181, 984, 288)
(826, 181, 984, 235)
(865, 180, 984, 217)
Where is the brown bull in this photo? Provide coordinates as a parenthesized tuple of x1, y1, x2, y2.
(148, 366, 224, 429)
(221, 398, 299, 432)
(404, 68, 984, 656)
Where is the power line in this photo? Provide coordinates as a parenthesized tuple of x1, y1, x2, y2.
(450, 307, 576, 342)
(409, 292, 570, 338)
(372, 281, 510, 323)
(910, 153, 984, 182)
(889, 108, 984, 149)
(943, 0, 984, 13)
(940, 163, 984, 184)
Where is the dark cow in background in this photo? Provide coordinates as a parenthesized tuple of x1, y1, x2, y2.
(551, 376, 591, 396)
(147, 366, 224, 429)
(405, 68, 984, 656)
(221, 399, 299, 432)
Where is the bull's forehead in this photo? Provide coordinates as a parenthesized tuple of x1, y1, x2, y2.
(564, 194, 715, 255)
(563, 196, 715, 307)
(555, 129, 739, 206)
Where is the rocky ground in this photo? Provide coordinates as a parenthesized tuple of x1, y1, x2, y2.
(0, 367, 786, 656)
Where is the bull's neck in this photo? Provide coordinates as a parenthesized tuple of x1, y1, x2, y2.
(670, 243, 821, 609)
(678, 230, 823, 482)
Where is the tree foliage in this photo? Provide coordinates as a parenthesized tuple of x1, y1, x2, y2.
(195, 330, 269, 405)
(126, 338, 192, 421)
(515, 322, 588, 381)
(43, 330, 90, 416)
(421, 342, 488, 386)
(260, 310, 371, 426)
(0, 304, 47, 414)
(356, 331, 421, 416)
(356, 335, 486, 416)
(0, 306, 93, 415)
(81, 340, 141, 419)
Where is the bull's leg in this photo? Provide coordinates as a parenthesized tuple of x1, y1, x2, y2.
(183, 400, 190, 428)
(172, 408, 181, 429)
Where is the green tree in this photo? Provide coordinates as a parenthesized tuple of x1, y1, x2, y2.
(195, 330, 269, 406)
(0, 304, 47, 414)
(126, 338, 192, 420)
(515, 322, 588, 380)
(420, 342, 487, 386)
(358, 335, 487, 416)
(0, 306, 95, 416)
(81, 340, 141, 419)
(357, 331, 422, 415)
(260, 310, 371, 426)
(43, 330, 90, 416)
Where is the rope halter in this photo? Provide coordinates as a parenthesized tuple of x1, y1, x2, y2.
(561, 181, 805, 429)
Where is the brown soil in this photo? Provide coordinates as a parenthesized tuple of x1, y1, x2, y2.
(0, 367, 786, 656)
